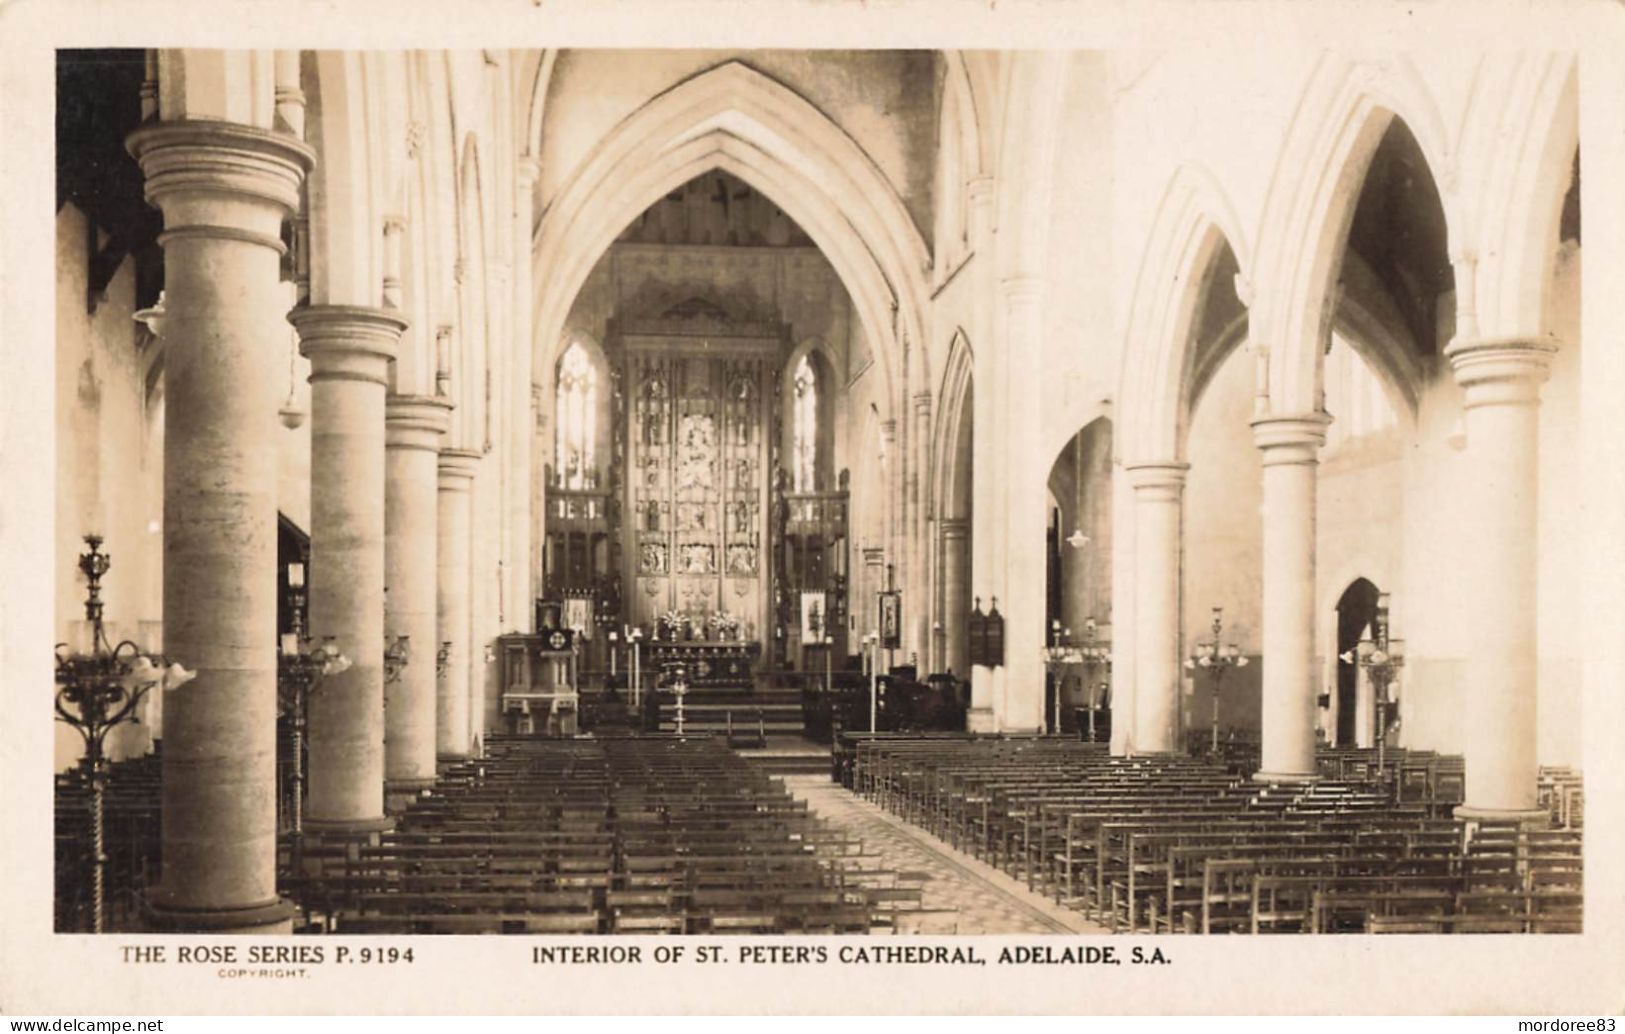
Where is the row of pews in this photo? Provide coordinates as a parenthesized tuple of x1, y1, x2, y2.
(54, 752, 162, 932)
(283, 734, 926, 935)
(847, 737, 1583, 935)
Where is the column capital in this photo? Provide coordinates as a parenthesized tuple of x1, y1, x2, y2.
(1251, 411, 1332, 464)
(1444, 336, 1556, 407)
(127, 119, 315, 232)
(385, 394, 454, 451)
(292, 305, 406, 386)
(1124, 461, 1189, 496)
(438, 447, 483, 485)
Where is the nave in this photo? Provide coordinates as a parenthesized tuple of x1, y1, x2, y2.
(41, 44, 1605, 946)
(57, 693, 1583, 937)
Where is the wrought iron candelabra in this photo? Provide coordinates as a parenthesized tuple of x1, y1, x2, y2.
(436, 640, 452, 680)
(54, 535, 195, 932)
(1042, 621, 1077, 736)
(1340, 592, 1404, 777)
(277, 589, 350, 836)
(1078, 618, 1111, 742)
(1184, 607, 1250, 755)
(863, 632, 881, 734)
(1042, 618, 1111, 738)
(667, 662, 689, 735)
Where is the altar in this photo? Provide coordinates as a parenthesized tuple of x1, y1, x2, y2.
(647, 639, 761, 689)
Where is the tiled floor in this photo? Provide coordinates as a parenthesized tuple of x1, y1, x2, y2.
(781, 775, 1105, 935)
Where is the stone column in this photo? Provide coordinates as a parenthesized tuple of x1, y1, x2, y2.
(966, 175, 997, 732)
(878, 419, 898, 670)
(1251, 413, 1331, 783)
(1109, 465, 1137, 755)
(436, 448, 481, 762)
(383, 395, 453, 808)
(1126, 462, 1187, 752)
(911, 390, 934, 661)
(293, 306, 404, 834)
(940, 519, 970, 678)
(1446, 337, 1555, 821)
(509, 158, 540, 630)
(996, 278, 1049, 733)
(127, 119, 313, 933)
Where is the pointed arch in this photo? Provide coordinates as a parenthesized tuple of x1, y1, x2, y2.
(1117, 162, 1252, 466)
(1250, 55, 1458, 415)
(305, 50, 379, 307)
(1467, 53, 1578, 341)
(522, 49, 559, 162)
(531, 60, 931, 418)
(931, 329, 976, 524)
(455, 132, 488, 448)
(943, 51, 991, 178)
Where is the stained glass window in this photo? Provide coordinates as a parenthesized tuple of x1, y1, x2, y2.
(792, 354, 817, 492)
(556, 342, 597, 490)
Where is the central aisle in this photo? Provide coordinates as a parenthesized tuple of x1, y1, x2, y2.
(778, 774, 1106, 935)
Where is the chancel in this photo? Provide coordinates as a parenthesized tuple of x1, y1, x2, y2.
(50, 44, 1592, 938)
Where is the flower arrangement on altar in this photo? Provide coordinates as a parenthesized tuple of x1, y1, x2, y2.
(708, 611, 741, 641)
(657, 609, 687, 640)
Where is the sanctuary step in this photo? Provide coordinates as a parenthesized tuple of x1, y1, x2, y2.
(654, 686, 806, 738)
(738, 740, 833, 776)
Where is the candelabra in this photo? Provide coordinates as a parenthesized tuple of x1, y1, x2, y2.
(863, 632, 881, 734)
(436, 640, 452, 679)
(1078, 618, 1112, 742)
(277, 623, 350, 835)
(666, 662, 689, 735)
(54, 535, 195, 932)
(1340, 592, 1404, 777)
(1184, 607, 1250, 755)
(1042, 621, 1078, 736)
(628, 626, 644, 710)
(822, 633, 835, 696)
(383, 635, 410, 685)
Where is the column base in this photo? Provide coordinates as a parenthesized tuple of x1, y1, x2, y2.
(144, 895, 296, 935)
(1454, 804, 1550, 828)
(965, 708, 997, 734)
(436, 753, 470, 772)
(385, 776, 437, 792)
(1252, 769, 1321, 785)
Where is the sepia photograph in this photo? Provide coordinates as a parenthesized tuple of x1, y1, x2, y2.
(4, 0, 1624, 1018)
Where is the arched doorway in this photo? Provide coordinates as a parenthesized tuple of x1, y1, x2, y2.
(1334, 577, 1381, 747)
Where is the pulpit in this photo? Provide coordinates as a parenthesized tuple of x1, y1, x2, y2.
(497, 631, 580, 736)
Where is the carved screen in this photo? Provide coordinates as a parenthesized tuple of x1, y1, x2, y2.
(628, 352, 768, 638)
